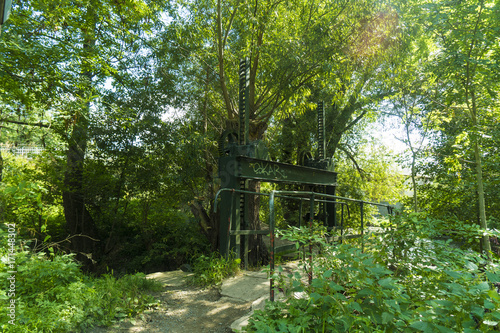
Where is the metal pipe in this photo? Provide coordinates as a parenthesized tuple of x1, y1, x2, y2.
(269, 191, 276, 302)
(309, 192, 314, 285)
(360, 201, 364, 252)
(341, 204, 344, 244)
(270, 190, 394, 209)
(214, 188, 363, 213)
(299, 200, 303, 228)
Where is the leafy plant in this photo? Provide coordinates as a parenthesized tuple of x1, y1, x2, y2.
(0, 235, 162, 332)
(187, 252, 241, 287)
(245, 214, 500, 332)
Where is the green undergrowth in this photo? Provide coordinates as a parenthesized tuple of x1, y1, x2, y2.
(187, 252, 241, 287)
(245, 213, 500, 332)
(0, 238, 163, 332)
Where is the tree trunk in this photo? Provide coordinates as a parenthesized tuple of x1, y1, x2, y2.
(62, 2, 100, 270)
(474, 139, 491, 257)
(63, 138, 99, 268)
(411, 159, 418, 213)
(190, 200, 220, 251)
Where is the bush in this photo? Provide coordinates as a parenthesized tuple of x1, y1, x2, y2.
(187, 252, 241, 287)
(0, 232, 162, 332)
(245, 214, 500, 332)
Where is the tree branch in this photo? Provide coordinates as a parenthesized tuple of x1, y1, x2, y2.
(0, 118, 50, 128)
(338, 145, 366, 179)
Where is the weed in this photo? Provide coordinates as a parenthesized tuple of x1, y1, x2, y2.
(187, 252, 241, 287)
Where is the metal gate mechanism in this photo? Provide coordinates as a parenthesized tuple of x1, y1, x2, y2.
(214, 58, 395, 301)
(216, 58, 338, 265)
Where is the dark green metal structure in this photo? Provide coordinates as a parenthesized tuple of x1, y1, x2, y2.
(218, 58, 338, 262)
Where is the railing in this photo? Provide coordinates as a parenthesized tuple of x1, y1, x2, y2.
(214, 188, 394, 301)
(0, 146, 44, 157)
(267, 190, 394, 301)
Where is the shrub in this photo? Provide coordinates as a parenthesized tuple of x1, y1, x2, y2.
(245, 214, 500, 332)
(187, 252, 241, 287)
(0, 232, 162, 332)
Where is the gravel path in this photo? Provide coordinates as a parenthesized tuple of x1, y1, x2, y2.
(88, 279, 253, 333)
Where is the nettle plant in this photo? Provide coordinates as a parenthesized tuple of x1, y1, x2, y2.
(187, 252, 241, 287)
(0, 232, 162, 333)
(245, 214, 500, 333)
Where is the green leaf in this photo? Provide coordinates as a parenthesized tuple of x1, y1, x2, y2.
(444, 270, 462, 279)
(323, 269, 333, 279)
(432, 299, 454, 309)
(310, 292, 322, 302)
(484, 299, 495, 310)
(329, 281, 344, 291)
(358, 288, 374, 297)
(470, 282, 490, 294)
(470, 306, 484, 319)
(465, 261, 478, 271)
(410, 321, 430, 331)
(435, 324, 456, 333)
(349, 301, 363, 313)
(378, 277, 395, 289)
(486, 272, 500, 283)
(384, 299, 401, 313)
(382, 312, 394, 324)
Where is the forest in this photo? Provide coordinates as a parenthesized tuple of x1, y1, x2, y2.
(1, 0, 500, 331)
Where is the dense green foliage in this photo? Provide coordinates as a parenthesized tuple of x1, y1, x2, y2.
(187, 252, 241, 287)
(0, 228, 162, 332)
(246, 214, 500, 332)
(0, 150, 209, 273)
(387, 0, 500, 249)
(0, 0, 499, 329)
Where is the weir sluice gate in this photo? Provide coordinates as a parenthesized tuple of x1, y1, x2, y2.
(216, 58, 338, 268)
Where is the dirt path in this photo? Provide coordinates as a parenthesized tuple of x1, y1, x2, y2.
(89, 272, 255, 333)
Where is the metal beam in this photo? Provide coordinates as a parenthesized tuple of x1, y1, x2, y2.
(219, 156, 337, 186)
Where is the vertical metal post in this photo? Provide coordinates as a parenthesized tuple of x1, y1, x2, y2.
(219, 168, 240, 259)
(340, 204, 344, 244)
(360, 201, 364, 252)
(269, 191, 276, 302)
(326, 185, 336, 228)
(309, 193, 315, 285)
(238, 57, 250, 267)
(298, 200, 303, 228)
(242, 181, 248, 270)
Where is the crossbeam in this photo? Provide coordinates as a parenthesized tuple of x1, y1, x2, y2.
(219, 156, 337, 187)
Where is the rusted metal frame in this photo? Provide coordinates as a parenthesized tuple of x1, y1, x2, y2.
(268, 190, 394, 302)
(226, 155, 338, 186)
(308, 192, 315, 285)
(215, 188, 312, 269)
(214, 188, 320, 212)
(268, 192, 350, 301)
(270, 190, 393, 208)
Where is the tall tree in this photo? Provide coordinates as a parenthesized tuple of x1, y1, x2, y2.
(0, 0, 165, 267)
(421, 0, 500, 256)
(161, 0, 403, 262)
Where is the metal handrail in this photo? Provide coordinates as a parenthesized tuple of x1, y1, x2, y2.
(213, 187, 395, 301)
(268, 190, 394, 301)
